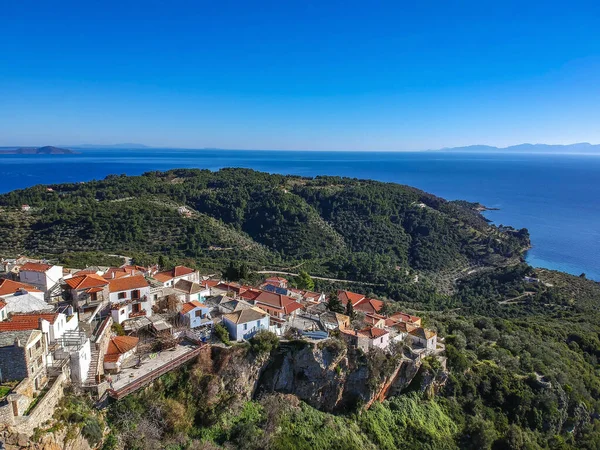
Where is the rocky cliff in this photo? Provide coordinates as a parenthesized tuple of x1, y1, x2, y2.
(195, 340, 426, 413)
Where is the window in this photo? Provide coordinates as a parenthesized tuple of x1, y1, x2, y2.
(118, 292, 127, 299)
(36, 356, 42, 368)
(131, 289, 140, 299)
(35, 340, 41, 350)
(243, 323, 247, 330)
(257, 320, 260, 328)
(90, 292, 97, 301)
(380, 338, 383, 344)
(195, 310, 202, 317)
(132, 303, 141, 313)
(120, 309, 125, 315)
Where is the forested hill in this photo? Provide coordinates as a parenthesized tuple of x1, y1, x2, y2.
(0, 168, 528, 278)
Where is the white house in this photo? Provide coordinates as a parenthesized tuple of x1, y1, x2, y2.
(18, 262, 63, 293)
(409, 327, 437, 351)
(153, 266, 199, 287)
(108, 275, 152, 324)
(222, 307, 270, 341)
(340, 326, 390, 352)
(174, 279, 210, 302)
(180, 301, 213, 328)
(103, 335, 139, 373)
(0, 312, 73, 345)
(53, 330, 92, 383)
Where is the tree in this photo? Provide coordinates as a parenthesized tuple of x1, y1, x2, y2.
(296, 270, 315, 291)
(345, 299, 356, 319)
(327, 291, 344, 313)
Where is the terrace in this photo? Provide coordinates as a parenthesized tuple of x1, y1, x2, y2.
(107, 341, 205, 399)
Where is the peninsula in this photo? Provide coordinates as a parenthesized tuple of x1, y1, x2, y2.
(0, 146, 78, 155)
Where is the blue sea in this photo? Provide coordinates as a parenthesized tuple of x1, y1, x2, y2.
(1, 148, 599, 280)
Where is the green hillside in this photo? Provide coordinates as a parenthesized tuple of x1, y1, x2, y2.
(0, 168, 529, 280)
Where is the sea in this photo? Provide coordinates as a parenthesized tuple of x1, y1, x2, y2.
(1, 148, 599, 281)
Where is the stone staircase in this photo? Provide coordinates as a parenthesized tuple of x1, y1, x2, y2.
(83, 348, 100, 385)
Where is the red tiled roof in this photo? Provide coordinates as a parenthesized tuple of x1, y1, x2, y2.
(73, 269, 98, 276)
(86, 287, 104, 294)
(154, 266, 195, 282)
(389, 312, 421, 324)
(0, 279, 43, 296)
(265, 276, 288, 283)
(20, 262, 52, 272)
(215, 282, 246, 294)
(358, 327, 389, 339)
(200, 279, 219, 288)
(254, 291, 303, 315)
(108, 275, 149, 293)
(102, 267, 131, 280)
(240, 288, 262, 301)
(338, 290, 384, 314)
(409, 327, 437, 340)
(64, 274, 108, 290)
(0, 313, 59, 331)
(181, 301, 204, 314)
(105, 335, 139, 362)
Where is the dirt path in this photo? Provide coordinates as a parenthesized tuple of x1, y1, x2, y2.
(498, 291, 534, 305)
(255, 270, 382, 286)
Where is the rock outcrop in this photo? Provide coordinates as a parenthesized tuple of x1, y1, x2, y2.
(198, 340, 423, 413)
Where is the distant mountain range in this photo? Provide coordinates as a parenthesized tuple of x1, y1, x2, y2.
(0, 146, 78, 155)
(434, 143, 600, 154)
(70, 143, 151, 149)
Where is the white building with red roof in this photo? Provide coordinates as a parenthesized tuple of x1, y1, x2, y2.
(337, 290, 384, 315)
(179, 300, 213, 328)
(252, 291, 303, 326)
(0, 279, 52, 315)
(153, 266, 199, 287)
(108, 275, 152, 324)
(18, 262, 63, 294)
(264, 276, 288, 289)
(340, 326, 390, 352)
(103, 335, 139, 373)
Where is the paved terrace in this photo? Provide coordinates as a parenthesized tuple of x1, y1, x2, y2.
(107, 342, 205, 399)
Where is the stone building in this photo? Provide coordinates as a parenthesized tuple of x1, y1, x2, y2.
(0, 329, 47, 390)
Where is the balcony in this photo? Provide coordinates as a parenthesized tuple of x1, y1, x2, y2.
(110, 295, 148, 310)
(129, 310, 147, 318)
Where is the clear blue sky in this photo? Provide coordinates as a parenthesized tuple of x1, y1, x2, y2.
(1, 0, 599, 150)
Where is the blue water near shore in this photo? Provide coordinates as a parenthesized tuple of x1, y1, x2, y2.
(1, 148, 599, 280)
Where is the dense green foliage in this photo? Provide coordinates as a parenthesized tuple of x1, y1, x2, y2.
(0, 169, 528, 282)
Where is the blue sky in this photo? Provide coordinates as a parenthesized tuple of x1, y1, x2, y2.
(1, 0, 599, 150)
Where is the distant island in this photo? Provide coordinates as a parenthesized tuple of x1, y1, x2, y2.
(433, 142, 600, 154)
(0, 146, 78, 155)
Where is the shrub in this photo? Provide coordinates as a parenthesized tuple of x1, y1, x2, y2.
(250, 330, 279, 355)
(214, 323, 231, 345)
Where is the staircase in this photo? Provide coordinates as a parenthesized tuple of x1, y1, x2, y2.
(84, 348, 100, 385)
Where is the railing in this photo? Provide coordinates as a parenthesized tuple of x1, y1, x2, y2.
(129, 310, 147, 318)
(107, 345, 205, 400)
(243, 325, 266, 340)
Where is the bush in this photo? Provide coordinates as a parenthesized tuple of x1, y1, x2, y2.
(82, 418, 103, 446)
(250, 330, 279, 355)
(214, 323, 231, 345)
(111, 323, 125, 336)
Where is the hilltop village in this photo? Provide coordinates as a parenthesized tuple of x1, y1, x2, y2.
(0, 256, 440, 437)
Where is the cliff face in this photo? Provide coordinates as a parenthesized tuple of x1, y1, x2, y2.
(0, 425, 92, 450)
(196, 340, 424, 414)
